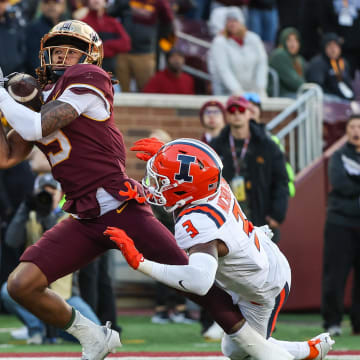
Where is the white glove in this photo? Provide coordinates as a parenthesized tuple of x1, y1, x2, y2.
(257, 225, 274, 240)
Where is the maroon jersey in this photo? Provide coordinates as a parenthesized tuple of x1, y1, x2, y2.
(36, 64, 136, 218)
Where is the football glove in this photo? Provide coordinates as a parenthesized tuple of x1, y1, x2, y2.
(130, 137, 164, 161)
(104, 227, 144, 269)
(119, 181, 147, 204)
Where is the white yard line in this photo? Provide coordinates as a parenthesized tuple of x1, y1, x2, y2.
(2, 356, 360, 360)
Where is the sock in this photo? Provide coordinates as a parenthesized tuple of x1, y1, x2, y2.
(65, 309, 99, 344)
(269, 337, 310, 359)
(229, 322, 294, 360)
(63, 307, 76, 330)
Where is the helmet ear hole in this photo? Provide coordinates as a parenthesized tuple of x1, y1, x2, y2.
(174, 191, 187, 196)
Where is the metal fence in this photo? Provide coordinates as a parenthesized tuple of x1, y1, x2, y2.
(266, 84, 324, 173)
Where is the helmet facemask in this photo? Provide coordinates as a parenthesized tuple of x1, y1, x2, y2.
(142, 158, 193, 213)
(37, 20, 103, 86)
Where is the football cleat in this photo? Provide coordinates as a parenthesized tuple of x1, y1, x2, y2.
(305, 332, 335, 360)
(203, 322, 224, 341)
(326, 325, 342, 337)
(81, 321, 121, 360)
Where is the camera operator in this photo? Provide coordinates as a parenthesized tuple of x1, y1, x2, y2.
(0, 173, 100, 344)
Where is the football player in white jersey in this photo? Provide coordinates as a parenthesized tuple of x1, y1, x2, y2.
(105, 138, 334, 360)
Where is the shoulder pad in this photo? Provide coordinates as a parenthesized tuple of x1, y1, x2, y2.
(63, 64, 111, 85)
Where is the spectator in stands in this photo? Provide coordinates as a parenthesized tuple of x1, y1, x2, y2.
(143, 49, 195, 94)
(322, 114, 360, 337)
(0, 119, 35, 307)
(81, 0, 131, 74)
(199, 100, 226, 144)
(108, 0, 174, 92)
(243, 92, 296, 198)
(207, 7, 268, 97)
(247, 0, 278, 47)
(269, 27, 306, 98)
(321, 0, 360, 77)
(306, 32, 354, 102)
(0, 0, 26, 76)
(210, 95, 289, 243)
(181, 0, 212, 20)
(1, 173, 100, 344)
(24, 0, 68, 76)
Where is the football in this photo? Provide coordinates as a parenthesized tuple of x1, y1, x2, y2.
(6, 73, 43, 112)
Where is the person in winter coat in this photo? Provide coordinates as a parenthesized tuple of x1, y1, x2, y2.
(306, 32, 354, 101)
(321, 114, 360, 337)
(210, 95, 289, 243)
(269, 27, 306, 97)
(207, 6, 268, 97)
(81, 0, 131, 75)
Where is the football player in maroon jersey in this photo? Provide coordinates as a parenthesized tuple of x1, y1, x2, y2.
(0, 20, 290, 360)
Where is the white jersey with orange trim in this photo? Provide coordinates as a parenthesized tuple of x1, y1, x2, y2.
(174, 179, 291, 305)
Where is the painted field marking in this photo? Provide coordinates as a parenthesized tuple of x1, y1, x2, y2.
(0, 355, 360, 360)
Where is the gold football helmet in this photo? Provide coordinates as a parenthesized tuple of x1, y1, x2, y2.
(37, 20, 103, 85)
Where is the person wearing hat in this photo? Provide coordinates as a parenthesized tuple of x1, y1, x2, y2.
(210, 95, 289, 243)
(269, 27, 306, 98)
(142, 48, 195, 94)
(306, 32, 354, 101)
(199, 100, 226, 144)
(243, 92, 296, 198)
(207, 6, 268, 96)
(321, 114, 360, 337)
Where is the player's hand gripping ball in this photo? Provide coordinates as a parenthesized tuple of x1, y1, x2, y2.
(6, 73, 43, 112)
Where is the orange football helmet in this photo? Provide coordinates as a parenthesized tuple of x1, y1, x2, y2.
(142, 138, 223, 212)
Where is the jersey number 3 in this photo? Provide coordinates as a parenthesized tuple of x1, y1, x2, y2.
(182, 219, 199, 238)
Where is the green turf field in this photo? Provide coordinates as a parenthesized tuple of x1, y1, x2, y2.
(0, 312, 359, 355)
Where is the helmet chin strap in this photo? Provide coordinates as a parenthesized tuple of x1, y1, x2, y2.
(164, 196, 193, 213)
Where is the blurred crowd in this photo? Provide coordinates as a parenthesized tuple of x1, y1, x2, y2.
(1, 0, 360, 101)
(0, 0, 359, 347)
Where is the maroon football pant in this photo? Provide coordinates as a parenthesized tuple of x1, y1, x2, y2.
(21, 200, 243, 333)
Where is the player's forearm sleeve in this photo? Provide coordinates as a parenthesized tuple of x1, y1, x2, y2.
(138, 252, 218, 296)
(0, 88, 42, 141)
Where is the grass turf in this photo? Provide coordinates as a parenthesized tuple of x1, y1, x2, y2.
(0, 312, 359, 354)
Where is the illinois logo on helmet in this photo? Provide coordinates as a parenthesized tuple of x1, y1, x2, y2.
(142, 138, 223, 212)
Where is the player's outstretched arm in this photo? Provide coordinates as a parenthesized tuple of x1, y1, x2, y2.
(0, 89, 78, 141)
(0, 124, 33, 169)
(104, 226, 218, 296)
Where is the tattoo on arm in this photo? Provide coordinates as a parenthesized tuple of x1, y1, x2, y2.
(41, 100, 78, 137)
